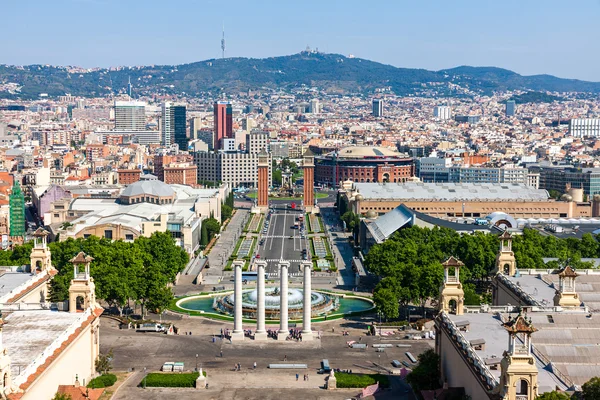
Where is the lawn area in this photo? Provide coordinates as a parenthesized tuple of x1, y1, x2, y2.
(141, 372, 205, 388)
(334, 372, 390, 388)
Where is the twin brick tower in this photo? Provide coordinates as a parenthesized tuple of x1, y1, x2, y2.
(257, 150, 316, 212)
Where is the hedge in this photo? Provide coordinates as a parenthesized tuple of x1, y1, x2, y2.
(87, 374, 117, 388)
(334, 372, 390, 389)
(142, 372, 203, 388)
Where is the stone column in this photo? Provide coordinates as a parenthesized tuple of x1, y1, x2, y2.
(231, 260, 244, 341)
(277, 261, 290, 341)
(255, 261, 267, 341)
(301, 262, 314, 340)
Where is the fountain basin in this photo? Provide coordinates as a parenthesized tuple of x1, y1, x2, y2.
(175, 289, 374, 321)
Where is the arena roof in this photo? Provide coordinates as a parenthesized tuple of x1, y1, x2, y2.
(353, 182, 550, 201)
(120, 178, 174, 198)
(334, 146, 405, 159)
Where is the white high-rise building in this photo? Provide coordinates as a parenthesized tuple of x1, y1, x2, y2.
(569, 118, 600, 137)
(434, 106, 451, 120)
(161, 102, 173, 146)
(309, 99, 320, 114)
(114, 101, 146, 131)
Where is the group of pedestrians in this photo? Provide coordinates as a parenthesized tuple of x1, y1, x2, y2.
(295, 373, 310, 381)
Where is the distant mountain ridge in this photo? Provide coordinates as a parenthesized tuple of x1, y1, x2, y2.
(1, 52, 599, 99)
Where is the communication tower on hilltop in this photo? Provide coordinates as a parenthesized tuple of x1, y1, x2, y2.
(221, 23, 226, 59)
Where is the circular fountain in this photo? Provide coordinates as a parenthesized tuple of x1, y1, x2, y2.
(176, 288, 374, 320)
(216, 287, 337, 319)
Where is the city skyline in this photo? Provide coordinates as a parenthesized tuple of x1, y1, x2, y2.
(2, 0, 600, 81)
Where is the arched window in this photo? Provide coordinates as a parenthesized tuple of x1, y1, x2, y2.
(516, 379, 528, 396)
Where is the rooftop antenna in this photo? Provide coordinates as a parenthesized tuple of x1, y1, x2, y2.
(221, 23, 226, 59)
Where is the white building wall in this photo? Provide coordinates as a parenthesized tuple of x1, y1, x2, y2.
(21, 319, 98, 400)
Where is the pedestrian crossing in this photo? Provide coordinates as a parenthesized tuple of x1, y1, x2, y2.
(259, 235, 306, 239)
(266, 272, 303, 278)
(261, 259, 305, 263)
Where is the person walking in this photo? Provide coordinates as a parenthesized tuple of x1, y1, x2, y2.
(253, 362, 257, 370)
(220, 350, 223, 358)
(296, 373, 299, 381)
(284, 355, 288, 362)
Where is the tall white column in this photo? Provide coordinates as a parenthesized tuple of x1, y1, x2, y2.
(277, 261, 289, 341)
(231, 260, 244, 341)
(301, 262, 314, 340)
(255, 261, 267, 341)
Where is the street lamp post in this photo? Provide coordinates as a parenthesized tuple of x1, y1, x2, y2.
(143, 367, 147, 388)
(196, 354, 199, 371)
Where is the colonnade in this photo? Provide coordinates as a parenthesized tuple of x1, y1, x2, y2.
(231, 259, 313, 341)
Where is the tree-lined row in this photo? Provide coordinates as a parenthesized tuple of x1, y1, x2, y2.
(2, 232, 188, 315)
(366, 226, 600, 319)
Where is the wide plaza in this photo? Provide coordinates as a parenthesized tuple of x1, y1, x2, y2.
(102, 315, 429, 399)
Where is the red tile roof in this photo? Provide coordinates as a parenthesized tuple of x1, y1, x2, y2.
(6, 269, 57, 303)
(57, 385, 104, 400)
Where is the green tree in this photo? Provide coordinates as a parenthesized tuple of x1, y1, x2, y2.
(200, 222, 209, 247)
(95, 349, 114, 375)
(203, 218, 221, 242)
(221, 204, 233, 223)
(548, 189, 562, 199)
(582, 376, 600, 400)
(373, 287, 399, 319)
(341, 211, 360, 233)
(406, 349, 441, 392)
(273, 169, 282, 186)
(536, 391, 571, 400)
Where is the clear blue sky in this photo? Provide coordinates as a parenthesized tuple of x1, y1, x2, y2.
(2, 0, 600, 81)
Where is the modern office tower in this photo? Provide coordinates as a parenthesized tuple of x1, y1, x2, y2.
(434, 105, 452, 120)
(506, 100, 516, 117)
(9, 181, 25, 238)
(372, 99, 383, 117)
(569, 118, 600, 137)
(214, 101, 233, 150)
(161, 102, 173, 146)
(173, 104, 187, 150)
(161, 103, 186, 148)
(114, 101, 146, 131)
(309, 99, 320, 114)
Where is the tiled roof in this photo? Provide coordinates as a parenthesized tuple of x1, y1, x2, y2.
(6, 269, 57, 303)
(57, 385, 104, 400)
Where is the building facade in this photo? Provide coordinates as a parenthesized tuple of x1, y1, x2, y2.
(569, 118, 600, 137)
(372, 99, 383, 117)
(193, 151, 272, 188)
(434, 105, 451, 120)
(214, 102, 233, 150)
(505, 100, 516, 117)
(314, 146, 414, 186)
(114, 101, 146, 131)
(9, 181, 25, 238)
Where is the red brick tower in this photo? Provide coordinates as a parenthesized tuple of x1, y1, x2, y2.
(303, 150, 315, 212)
(257, 150, 269, 208)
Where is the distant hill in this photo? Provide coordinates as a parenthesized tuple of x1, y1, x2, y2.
(1, 52, 600, 99)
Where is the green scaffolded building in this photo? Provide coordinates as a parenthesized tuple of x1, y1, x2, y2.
(9, 180, 25, 238)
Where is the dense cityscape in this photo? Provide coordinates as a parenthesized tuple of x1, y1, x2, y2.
(3, 2, 600, 400)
